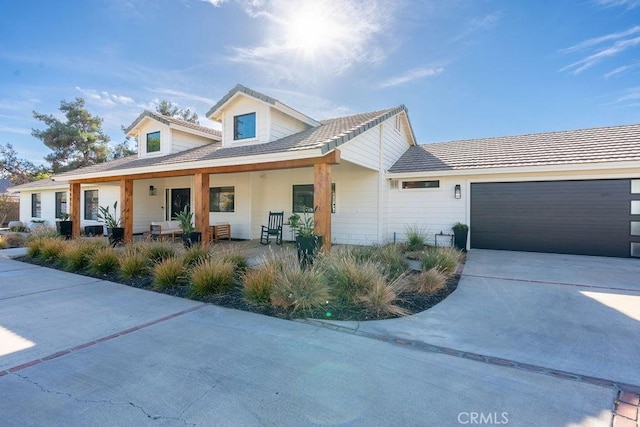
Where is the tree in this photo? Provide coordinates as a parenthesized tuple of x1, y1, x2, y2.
(0, 143, 51, 185)
(109, 126, 137, 160)
(156, 100, 199, 124)
(32, 98, 110, 173)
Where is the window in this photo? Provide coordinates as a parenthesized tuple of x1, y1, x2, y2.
(84, 190, 99, 220)
(632, 179, 640, 194)
(292, 184, 336, 213)
(210, 186, 235, 212)
(55, 192, 67, 219)
(147, 131, 161, 153)
(31, 193, 41, 218)
(402, 180, 440, 189)
(234, 113, 256, 140)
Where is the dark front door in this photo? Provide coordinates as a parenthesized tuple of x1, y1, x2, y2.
(168, 188, 191, 220)
(470, 179, 632, 257)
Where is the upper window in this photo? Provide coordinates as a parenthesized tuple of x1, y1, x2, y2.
(234, 113, 256, 140)
(31, 193, 41, 218)
(55, 191, 67, 219)
(84, 190, 99, 221)
(147, 131, 161, 153)
(402, 180, 440, 189)
(210, 186, 235, 212)
(292, 184, 336, 213)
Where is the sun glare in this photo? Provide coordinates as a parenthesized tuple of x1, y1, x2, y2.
(283, 3, 343, 57)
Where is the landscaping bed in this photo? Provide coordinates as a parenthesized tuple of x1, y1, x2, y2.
(15, 234, 463, 321)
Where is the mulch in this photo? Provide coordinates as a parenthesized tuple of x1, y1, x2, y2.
(15, 256, 461, 321)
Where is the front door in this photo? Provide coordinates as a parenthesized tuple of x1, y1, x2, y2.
(167, 188, 191, 220)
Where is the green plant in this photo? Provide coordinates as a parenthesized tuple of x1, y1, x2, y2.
(366, 244, 408, 280)
(421, 247, 461, 275)
(59, 240, 105, 272)
(216, 245, 248, 274)
(182, 244, 210, 267)
(145, 241, 177, 264)
(153, 257, 185, 289)
(9, 225, 28, 232)
(288, 206, 315, 237)
(270, 261, 329, 312)
(190, 259, 236, 296)
(319, 249, 383, 304)
(88, 247, 120, 275)
(38, 238, 65, 262)
(26, 226, 59, 240)
(452, 222, 469, 232)
(407, 268, 447, 294)
(97, 201, 121, 228)
(405, 224, 429, 251)
(119, 250, 150, 279)
(26, 238, 44, 258)
(58, 212, 70, 221)
(358, 275, 409, 317)
(242, 267, 274, 305)
(0, 237, 8, 249)
(173, 205, 194, 234)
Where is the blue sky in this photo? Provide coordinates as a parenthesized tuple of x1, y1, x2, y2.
(1, 0, 639, 164)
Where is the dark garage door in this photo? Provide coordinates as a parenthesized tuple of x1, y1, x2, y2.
(470, 180, 633, 257)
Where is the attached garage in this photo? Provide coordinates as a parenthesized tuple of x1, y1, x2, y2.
(470, 179, 637, 257)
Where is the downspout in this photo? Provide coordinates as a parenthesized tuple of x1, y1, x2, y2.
(377, 123, 384, 244)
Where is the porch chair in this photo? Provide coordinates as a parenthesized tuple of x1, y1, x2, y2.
(260, 211, 284, 245)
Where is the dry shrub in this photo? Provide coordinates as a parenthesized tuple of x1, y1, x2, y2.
(88, 247, 120, 275)
(119, 249, 150, 279)
(145, 241, 177, 264)
(38, 238, 66, 262)
(0, 237, 7, 249)
(270, 257, 329, 312)
(319, 249, 383, 304)
(214, 244, 248, 274)
(153, 257, 185, 290)
(182, 244, 211, 267)
(190, 259, 235, 296)
(2, 233, 26, 248)
(407, 268, 447, 294)
(242, 264, 275, 305)
(358, 275, 409, 317)
(421, 247, 462, 275)
(59, 240, 106, 272)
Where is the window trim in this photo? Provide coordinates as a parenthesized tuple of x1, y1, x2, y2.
(292, 183, 336, 213)
(31, 193, 42, 218)
(233, 112, 257, 141)
(401, 180, 440, 190)
(84, 189, 99, 221)
(55, 191, 68, 219)
(209, 186, 235, 213)
(146, 131, 161, 153)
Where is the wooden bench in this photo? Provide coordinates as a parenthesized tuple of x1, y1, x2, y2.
(150, 220, 183, 241)
(211, 223, 231, 242)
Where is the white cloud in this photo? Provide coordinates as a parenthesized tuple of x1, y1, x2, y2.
(616, 86, 640, 102)
(604, 62, 640, 78)
(148, 87, 216, 105)
(378, 67, 444, 89)
(560, 26, 640, 75)
(75, 87, 135, 107)
(263, 88, 351, 119)
(201, 0, 228, 6)
(594, 0, 640, 9)
(226, 0, 398, 82)
(0, 125, 31, 135)
(450, 12, 500, 43)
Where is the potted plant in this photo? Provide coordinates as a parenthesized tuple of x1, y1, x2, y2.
(173, 206, 201, 248)
(288, 207, 322, 267)
(97, 201, 124, 246)
(451, 222, 469, 251)
(56, 212, 73, 239)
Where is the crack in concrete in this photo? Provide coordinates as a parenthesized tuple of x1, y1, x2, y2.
(15, 373, 195, 426)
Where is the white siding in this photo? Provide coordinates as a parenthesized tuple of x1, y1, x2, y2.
(221, 96, 270, 146)
(209, 173, 252, 240)
(269, 108, 309, 141)
(170, 129, 212, 153)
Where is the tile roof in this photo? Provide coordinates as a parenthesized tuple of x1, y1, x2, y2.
(125, 111, 222, 138)
(54, 106, 404, 179)
(8, 178, 68, 192)
(389, 123, 640, 173)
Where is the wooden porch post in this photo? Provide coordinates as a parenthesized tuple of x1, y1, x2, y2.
(314, 163, 332, 252)
(120, 178, 133, 243)
(70, 182, 81, 239)
(195, 173, 210, 244)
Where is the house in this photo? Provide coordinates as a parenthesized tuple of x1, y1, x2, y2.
(0, 178, 20, 226)
(9, 84, 640, 257)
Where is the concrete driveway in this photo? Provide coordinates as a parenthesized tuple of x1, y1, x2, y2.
(0, 253, 635, 426)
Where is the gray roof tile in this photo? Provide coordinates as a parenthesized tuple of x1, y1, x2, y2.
(125, 111, 221, 138)
(389, 123, 640, 173)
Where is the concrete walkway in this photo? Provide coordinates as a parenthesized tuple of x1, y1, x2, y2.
(0, 253, 634, 426)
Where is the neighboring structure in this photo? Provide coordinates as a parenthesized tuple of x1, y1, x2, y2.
(0, 178, 20, 226)
(9, 84, 640, 257)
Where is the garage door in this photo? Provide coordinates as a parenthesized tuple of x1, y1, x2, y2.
(470, 179, 636, 257)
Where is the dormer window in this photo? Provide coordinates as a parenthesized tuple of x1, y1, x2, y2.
(234, 112, 256, 140)
(147, 131, 161, 153)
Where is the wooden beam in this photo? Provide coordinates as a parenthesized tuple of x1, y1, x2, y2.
(313, 163, 332, 252)
(120, 178, 133, 243)
(69, 150, 341, 185)
(69, 182, 81, 239)
(194, 173, 210, 244)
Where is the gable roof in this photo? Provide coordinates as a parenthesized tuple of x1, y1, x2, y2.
(206, 84, 320, 126)
(7, 178, 68, 192)
(389, 123, 640, 174)
(125, 111, 222, 139)
(52, 106, 406, 180)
